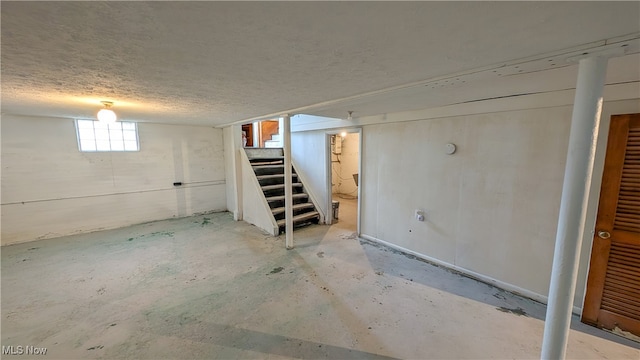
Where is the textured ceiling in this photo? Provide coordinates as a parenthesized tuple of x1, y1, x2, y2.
(1, 1, 639, 126)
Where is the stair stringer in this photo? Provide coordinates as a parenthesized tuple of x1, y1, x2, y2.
(240, 149, 279, 235)
(292, 161, 326, 224)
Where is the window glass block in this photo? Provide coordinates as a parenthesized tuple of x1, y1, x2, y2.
(77, 119, 94, 128)
(96, 141, 111, 151)
(122, 122, 136, 130)
(123, 130, 137, 141)
(109, 130, 124, 141)
(78, 128, 95, 139)
(94, 128, 110, 141)
(124, 141, 138, 151)
(110, 141, 125, 151)
(80, 141, 96, 151)
(75, 120, 139, 152)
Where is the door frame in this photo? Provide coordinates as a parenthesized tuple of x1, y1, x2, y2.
(325, 127, 362, 236)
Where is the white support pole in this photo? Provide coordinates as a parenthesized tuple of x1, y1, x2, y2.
(541, 56, 608, 360)
(233, 124, 243, 220)
(283, 114, 294, 249)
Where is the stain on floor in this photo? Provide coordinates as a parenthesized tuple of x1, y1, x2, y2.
(496, 306, 528, 316)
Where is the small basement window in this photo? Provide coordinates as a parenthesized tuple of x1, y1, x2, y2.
(76, 120, 139, 152)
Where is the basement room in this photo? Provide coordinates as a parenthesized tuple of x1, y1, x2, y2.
(1, 2, 639, 359)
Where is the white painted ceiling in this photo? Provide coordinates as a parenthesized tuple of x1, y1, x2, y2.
(2, 1, 639, 126)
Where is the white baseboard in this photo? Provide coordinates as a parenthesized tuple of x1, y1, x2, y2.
(359, 234, 582, 315)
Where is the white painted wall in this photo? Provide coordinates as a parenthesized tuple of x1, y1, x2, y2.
(1, 115, 227, 245)
(291, 130, 329, 218)
(362, 107, 572, 299)
(223, 125, 243, 220)
(332, 133, 359, 196)
(290, 92, 640, 310)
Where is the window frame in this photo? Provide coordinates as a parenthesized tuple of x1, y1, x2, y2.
(75, 119, 140, 152)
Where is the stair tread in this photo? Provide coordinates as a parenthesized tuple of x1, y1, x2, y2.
(262, 183, 302, 191)
(252, 164, 284, 169)
(266, 193, 308, 202)
(271, 203, 315, 215)
(256, 174, 298, 180)
(249, 159, 284, 165)
(248, 156, 284, 160)
(276, 211, 320, 226)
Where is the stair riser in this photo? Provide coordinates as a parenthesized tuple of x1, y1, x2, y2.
(271, 203, 315, 216)
(253, 168, 285, 176)
(273, 208, 318, 221)
(268, 198, 309, 208)
(262, 189, 302, 196)
(258, 177, 297, 186)
(277, 215, 320, 229)
(245, 148, 284, 159)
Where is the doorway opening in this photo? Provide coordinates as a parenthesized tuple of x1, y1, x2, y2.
(327, 130, 361, 233)
(241, 119, 283, 148)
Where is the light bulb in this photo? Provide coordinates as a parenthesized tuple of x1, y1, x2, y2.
(97, 108, 117, 123)
(97, 101, 117, 123)
(340, 132, 347, 138)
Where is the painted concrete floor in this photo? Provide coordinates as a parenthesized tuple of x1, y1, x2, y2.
(2, 198, 639, 359)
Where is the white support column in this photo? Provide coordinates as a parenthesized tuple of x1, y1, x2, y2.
(541, 56, 608, 359)
(233, 125, 244, 220)
(252, 122, 260, 148)
(283, 114, 294, 249)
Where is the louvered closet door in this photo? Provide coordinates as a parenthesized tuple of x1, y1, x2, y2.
(582, 114, 640, 337)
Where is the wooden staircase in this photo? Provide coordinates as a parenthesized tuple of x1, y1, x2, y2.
(246, 148, 320, 233)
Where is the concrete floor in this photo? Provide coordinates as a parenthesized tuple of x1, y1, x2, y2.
(2, 198, 639, 359)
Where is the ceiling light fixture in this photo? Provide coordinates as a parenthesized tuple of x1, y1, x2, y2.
(97, 101, 117, 123)
(347, 111, 353, 121)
